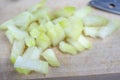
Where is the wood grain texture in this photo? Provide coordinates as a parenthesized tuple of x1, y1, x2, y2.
(0, 0, 120, 80)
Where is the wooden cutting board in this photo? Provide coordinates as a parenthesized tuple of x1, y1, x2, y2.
(0, 0, 120, 80)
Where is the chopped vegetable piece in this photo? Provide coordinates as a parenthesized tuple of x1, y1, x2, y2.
(5, 30, 15, 44)
(0, 19, 15, 30)
(16, 47, 42, 74)
(15, 68, 31, 75)
(97, 20, 120, 38)
(38, 24, 47, 33)
(28, 0, 47, 13)
(25, 37, 36, 47)
(36, 33, 51, 50)
(7, 26, 29, 40)
(14, 56, 48, 74)
(27, 22, 39, 32)
(41, 49, 60, 67)
(84, 27, 99, 38)
(83, 15, 108, 27)
(78, 35, 92, 49)
(13, 11, 34, 30)
(46, 22, 58, 46)
(23, 47, 42, 60)
(30, 27, 40, 38)
(59, 41, 77, 55)
(53, 17, 69, 28)
(64, 16, 84, 40)
(67, 39, 85, 52)
(74, 6, 92, 19)
(54, 24, 65, 43)
(10, 40, 25, 64)
(55, 6, 76, 17)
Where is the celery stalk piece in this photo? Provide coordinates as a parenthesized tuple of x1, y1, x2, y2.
(78, 35, 92, 49)
(27, 22, 39, 32)
(16, 47, 42, 74)
(8, 26, 29, 40)
(15, 68, 31, 75)
(8, 26, 28, 40)
(53, 17, 69, 28)
(67, 39, 85, 52)
(0, 20, 15, 30)
(28, 22, 40, 38)
(28, 0, 51, 22)
(46, 22, 65, 46)
(55, 6, 76, 17)
(83, 15, 108, 27)
(30, 28, 40, 38)
(41, 49, 60, 67)
(14, 56, 48, 74)
(46, 22, 58, 46)
(5, 30, 15, 44)
(13, 11, 35, 30)
(25, 37, 36, 47)
(97, 20, 120, 38)
(74, 6, 92, 19)
(54, 24, 65, 43)
(84, 27, 99, 38)
(10, 40, 25, 64)
(36, 33, 51, 50)
(36, 8, 51, 22)
(10, 40, 30, 74)
(64, 16, 84, 40)
(23, 47, 42, 60)
(38, 24, 47, 33)
(28, 0, 47, 13)
(59, 41, 77, 55)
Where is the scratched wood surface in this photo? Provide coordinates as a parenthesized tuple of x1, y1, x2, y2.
(0, 0, 120, 80)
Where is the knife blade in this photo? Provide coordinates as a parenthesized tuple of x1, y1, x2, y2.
(89, 0, 120, 15)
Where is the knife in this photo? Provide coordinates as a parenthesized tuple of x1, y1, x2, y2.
(89, 0, 120, 15)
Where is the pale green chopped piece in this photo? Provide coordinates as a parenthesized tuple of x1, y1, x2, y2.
(23, 47, 42, 60)
(15, 68, 31, 75)
(25, 37, 36, 47)
(67, 39, 85, 52)
(0, 19, 15, 30)
(36, 33, 51, 50)
(28, 0, 47, 13)
(32, 7, 51, 22)
(41, 49, 60, 67)
(97, 20, 120, 38)
(8, 26, 29, 40)
(5, 30, 15, 44)
(59, 41, 77, 55)
(78, 35, 92, 49)
(74, 6, 92, 19)
(64, 16, 84, 40)
(27, 22, 39, 32)
(10, 40, 25, 64)
(55, 6, 76, 17)
(13, 11, 35, 30)
(38, 24, 47, 33)
(16, 47, 42, 74)
(53, 17, 69, 28)
(30, 27, 40, 38)
(46, 22, 58, 46)
(84, 27, 99, 38)
(54, 24, 65, 44)
(83, 15, 108, 27)
(14, 56, 48, 74)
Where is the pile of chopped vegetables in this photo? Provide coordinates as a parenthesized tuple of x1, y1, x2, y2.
(0, 0, 120, 75)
